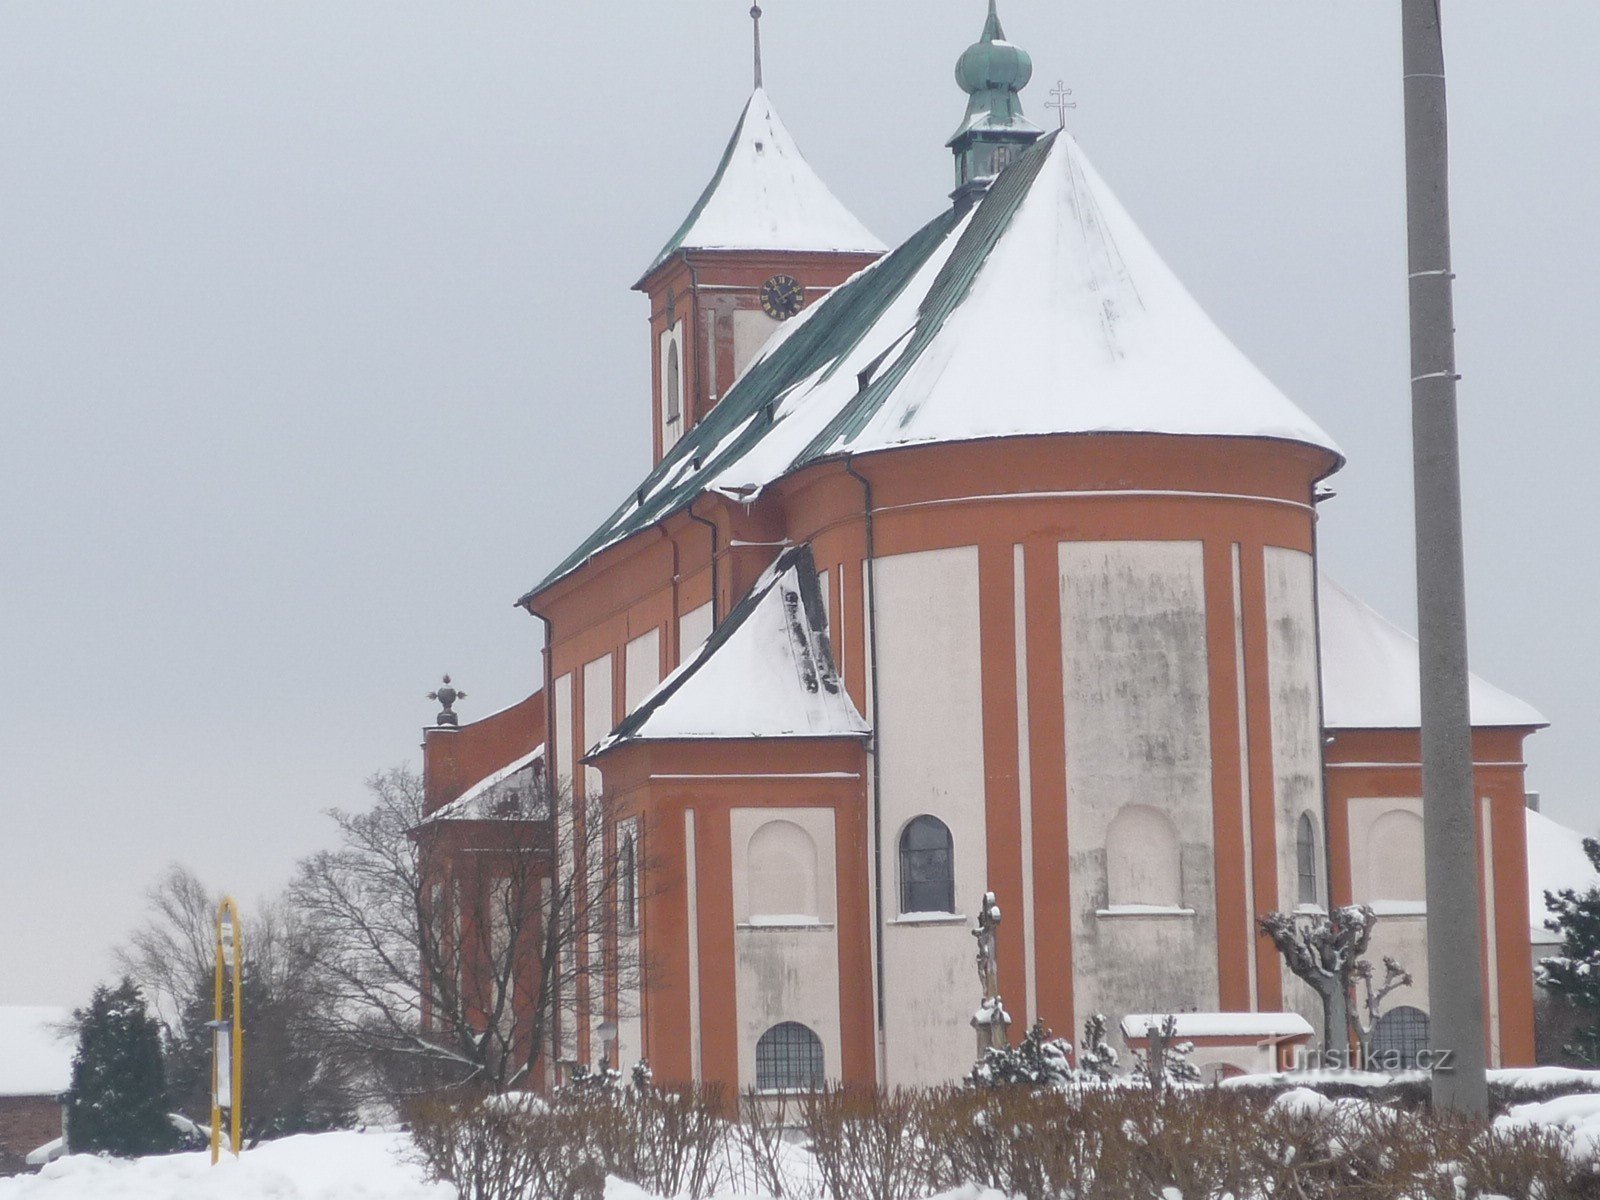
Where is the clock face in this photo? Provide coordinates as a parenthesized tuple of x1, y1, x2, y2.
(760, 274, 805, 321)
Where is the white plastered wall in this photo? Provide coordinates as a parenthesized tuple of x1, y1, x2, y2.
(1347, 796, 1432, 1023)
(1263, 546, 1327, 1034)
(874, 546, 987, 1086)
(1061, 541, 1221, 1028)
(553, 673, 577, 1062)
(729, 807, 843, 1089)
(580, 655, 613, 1062)
(616, 633, 660, 1072)
(679, 602, 713, 666)
(732, 308, 779, 380)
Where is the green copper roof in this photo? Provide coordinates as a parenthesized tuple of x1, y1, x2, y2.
(949, 0, 1039, 144)
(522, 205, 963, 603)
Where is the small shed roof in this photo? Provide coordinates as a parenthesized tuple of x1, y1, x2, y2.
(0, 1007, 73, 1098)
(1120, 1012, 1314, 1042)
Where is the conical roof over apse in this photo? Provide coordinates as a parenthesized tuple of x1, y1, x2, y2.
(638, 88, 886, 285)
(526, 130, 1341, 601)
(1317, 573, 1545, 730)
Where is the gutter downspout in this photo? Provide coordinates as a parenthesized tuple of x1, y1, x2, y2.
(845, 456, 888, 1080)
(687, 497, 720, 626)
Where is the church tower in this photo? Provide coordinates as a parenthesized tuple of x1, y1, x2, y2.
(947, 0, 1042, 204)
(633, 7, 885, 464)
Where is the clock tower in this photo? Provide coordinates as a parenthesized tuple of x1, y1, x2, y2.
(634, 80, 884, 464)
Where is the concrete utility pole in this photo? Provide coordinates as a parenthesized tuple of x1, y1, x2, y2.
(1401, 0, 1488, 1114)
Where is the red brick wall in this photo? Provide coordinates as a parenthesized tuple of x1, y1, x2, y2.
(0, 1095, 63, 1175)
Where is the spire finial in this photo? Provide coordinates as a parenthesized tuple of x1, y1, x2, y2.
(751, 4, 763, 90)
(428, 674, 466, 728)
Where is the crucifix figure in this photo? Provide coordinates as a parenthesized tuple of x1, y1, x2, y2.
(971, 890, 1011, 1054)
(1047, 79, 1077, 130)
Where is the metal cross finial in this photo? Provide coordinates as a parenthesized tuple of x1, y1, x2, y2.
(428, 674, 466, 727)
(1047, 79, 1077, 130)
(751, 4, 763, 90)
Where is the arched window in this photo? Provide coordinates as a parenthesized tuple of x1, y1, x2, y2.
(1367, 809, 1426, 903)
(1105, 805, 1182, 908)
(899, 816, 955, 915)
(664, 342, 681, 423)
(620, 832, 637, 933)
(748, 820, 819, 920)
(1297, 812, 1319, 906)
(755, 1021, 824, 1092)
(1369, 1005, 1430, 1071)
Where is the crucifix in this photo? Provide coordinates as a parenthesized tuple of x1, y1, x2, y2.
(1047, 78, 1077, 130)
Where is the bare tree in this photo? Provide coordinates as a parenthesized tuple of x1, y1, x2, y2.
(288, 765, 647, 1098)
(1259, 904, 1412, 1069)
(115, 865, 356, 1139)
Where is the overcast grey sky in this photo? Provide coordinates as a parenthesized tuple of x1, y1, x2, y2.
(3, 2, 1595, 1007)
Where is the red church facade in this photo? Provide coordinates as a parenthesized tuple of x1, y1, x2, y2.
(416, 6, 1544, 1093)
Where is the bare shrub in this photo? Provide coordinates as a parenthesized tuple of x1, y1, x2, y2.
(799, 1085, 932, 1200)
(406, 1085, 728, 1200)
(730, 1089, 821, 1198)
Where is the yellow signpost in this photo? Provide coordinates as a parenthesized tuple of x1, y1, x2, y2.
(210, 896, 243, 1163)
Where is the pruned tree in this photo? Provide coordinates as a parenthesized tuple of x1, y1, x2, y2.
(1540, 836, 1600, 1062)
(288, 765, 647, 1099)
(1259, 904, 1412, 1068)
(116, 865, 357, 1141)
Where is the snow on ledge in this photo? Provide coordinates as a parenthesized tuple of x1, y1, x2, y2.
(740, 915, 830, 930)
(1096, 904, 1196, 918)
(893, 912, 968, 926)
(1366, 899, 1427, 917)
(1120, 1012, 1315, 1041)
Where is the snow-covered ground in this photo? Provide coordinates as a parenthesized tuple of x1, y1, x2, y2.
(0, 1130, 447, 1200)
(8, 1082, 1600, 1200)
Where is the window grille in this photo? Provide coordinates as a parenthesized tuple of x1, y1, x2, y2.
(1369, 1005, 1430, 1070)
(899, 815, 955, 914)
(1297, 813, 1319, 906)
(755, 1021, 824, 1092)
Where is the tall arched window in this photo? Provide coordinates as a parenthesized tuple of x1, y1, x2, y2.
(899, 816, 955, 915)
(755, 1021, 824, 1092)
(1105, 805, 1182, 908)
(1296, 813, 1319, 906)
(664, 342, 681, 423)
(748, 820, 819, 920)
(620, 832, 637, 933)
(1369, 1005, 1430, 1071)
(1367, 809, 1426, 903)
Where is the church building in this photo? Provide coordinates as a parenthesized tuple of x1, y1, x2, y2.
(416, 3, 1545, 1092)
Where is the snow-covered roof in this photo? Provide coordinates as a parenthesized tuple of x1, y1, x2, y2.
(1318, 574, 1546, 730)
(589, 545, 868, 754)
(421, 746, 547, 824)
(1119, 1012, 1314, 1042)
(1528, 808, 1597, 945)
(0, 1006, 73, 1098)
(640, 88, 885, 282)
(527, 130, 1340, 601)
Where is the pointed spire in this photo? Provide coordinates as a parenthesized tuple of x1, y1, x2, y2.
(751, 5, 764, 90)
(948, 0, 1042, 203)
